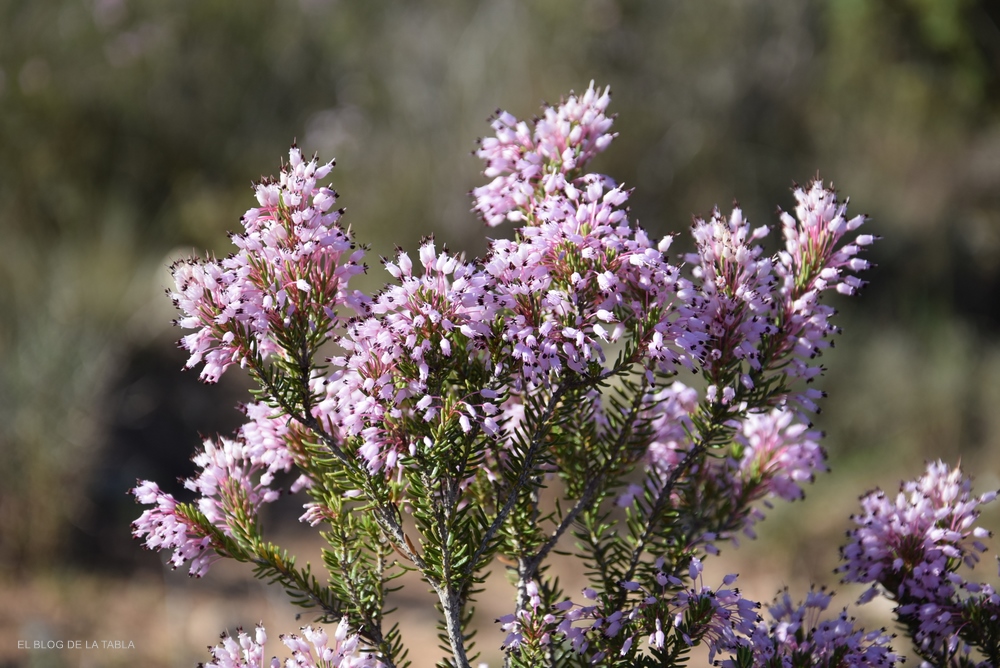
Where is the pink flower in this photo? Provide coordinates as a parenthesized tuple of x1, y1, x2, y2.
(241, 401, 310, 491)
(771, 181, 874, 394)
(472, 82, 615, 227)
(714, 589, 901, 667)
(132, 431, 294, 575)
(171, 146, 366, 383)
(130, 480, 218, 577)
(200, 624, 270, 668)
(839, 461, 998, 656)
(278, 620, 384, 668)
(473, 84, 693, 385)
(735, 407, 827, 503)
(320, 240, 500, 472)
(199, 621, 384, 668)
(682, 206, 774, 378)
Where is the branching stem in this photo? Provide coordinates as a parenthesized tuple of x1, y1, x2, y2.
(521, 380, 647, 582)
(463, 386, 568, 581)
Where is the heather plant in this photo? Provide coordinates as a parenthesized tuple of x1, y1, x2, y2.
(131, 83, 998, 667)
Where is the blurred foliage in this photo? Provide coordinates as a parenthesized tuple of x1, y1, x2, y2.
(1, 0, 999, 599)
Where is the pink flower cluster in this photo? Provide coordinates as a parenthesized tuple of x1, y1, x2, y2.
(199, 621, 383, 668)
(839, 461, 999, 659)
(664, 557, 761, 660)
(772, 182, 875, 389)
(526, 557, 760, 663)
(131, 479, 216, 576)
(171, 147, 366, 383)
(472, 82, 616, 227)
(735, 408, 827, 503)
(481, 178, 686, 384)
(131, 402, 302, 576)
(306, 83, 694, 472)
(680, 182, 874, 413)
(715, 588, 901, 667)
(472, 82, 690, 383)
(635, 394, 827, 544)
(163, 82, 873, 483)
(315, 241, 500, 472)
(502, 559, 903, 665)
(645, 388, 826, 498)
(497, 580, 551, 652)
(683, 207, 775, 382)
(141, 82, 895, 667)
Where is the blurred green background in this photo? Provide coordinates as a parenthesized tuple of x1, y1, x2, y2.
(2, 0, 1000, 666)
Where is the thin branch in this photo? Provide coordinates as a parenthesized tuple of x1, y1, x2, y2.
(248, 548, 345, 623)
(324, 523, 399, 668)
(522, 381, 647, 579)
(463, 385, 568, 581)
(616, 418, 728, 594)
(436, 586, 472, 668)
(253, 364, 429, 572)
